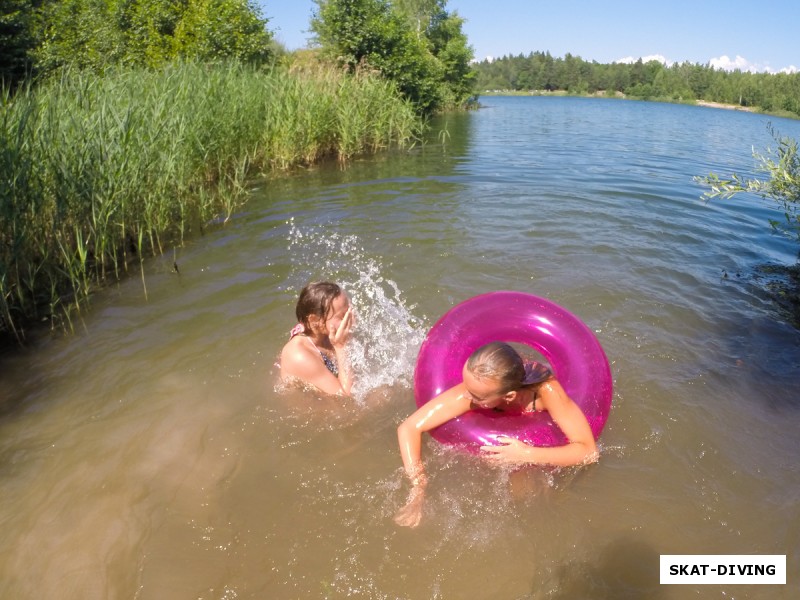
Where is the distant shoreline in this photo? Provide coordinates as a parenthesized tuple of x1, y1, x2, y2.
(694, 100, 755, 112)
(477, 90, 793, 117)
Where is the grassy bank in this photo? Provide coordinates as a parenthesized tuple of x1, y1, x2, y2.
(0, 62, 421, 342)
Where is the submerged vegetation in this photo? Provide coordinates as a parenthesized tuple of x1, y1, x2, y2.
(0, 62, 420, 341)
(697, 127, 800, 242)
(696, 127, 800, 314)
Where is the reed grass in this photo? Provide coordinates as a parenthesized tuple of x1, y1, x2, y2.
(0, 61, 421, 341)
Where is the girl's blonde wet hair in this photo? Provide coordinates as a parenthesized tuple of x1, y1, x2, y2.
(465, 342, 552, 394)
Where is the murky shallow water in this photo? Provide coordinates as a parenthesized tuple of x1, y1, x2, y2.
(2, 97, 800, 599)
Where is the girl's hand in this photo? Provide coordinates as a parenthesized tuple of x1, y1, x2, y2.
(480, 435, 534, 465)
(329, 307, 353, 348)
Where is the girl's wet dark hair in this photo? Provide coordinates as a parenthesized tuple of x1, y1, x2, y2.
(295, 281, 342, 334)
(466, 342, 552, 393)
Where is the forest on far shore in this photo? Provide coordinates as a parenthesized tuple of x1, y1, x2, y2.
(472, 52, 800, 118)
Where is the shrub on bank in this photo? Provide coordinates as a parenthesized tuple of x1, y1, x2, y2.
(0, 61, 420, 341)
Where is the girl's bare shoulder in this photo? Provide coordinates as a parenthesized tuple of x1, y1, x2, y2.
(280, 336, 317, 370)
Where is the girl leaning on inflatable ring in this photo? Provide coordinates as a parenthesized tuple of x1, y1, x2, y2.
(394, 341, 598, 528)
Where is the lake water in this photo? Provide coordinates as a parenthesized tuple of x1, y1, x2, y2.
(1, 96, 800, 599)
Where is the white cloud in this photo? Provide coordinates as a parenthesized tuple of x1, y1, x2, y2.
(708, 55, 759, 72)
(615, 54, 796, 75)
(615, 54, 673, 67)
(707, 55, 797, 74)
(470, 55, 494, 64)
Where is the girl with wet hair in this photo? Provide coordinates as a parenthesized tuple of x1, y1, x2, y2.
(465, 341, 554, 393)
(280, 281, 354, 396)
(394, 341, 597, 528)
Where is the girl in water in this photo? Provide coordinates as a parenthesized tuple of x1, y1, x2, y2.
(395, 341, 598, 528)
(280, 281, 355, 396)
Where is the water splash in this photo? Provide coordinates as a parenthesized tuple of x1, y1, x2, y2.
(284, 220, 428, 401)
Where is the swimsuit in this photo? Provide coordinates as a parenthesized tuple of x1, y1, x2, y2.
(289, 324, 338, 377)
(469, 398, 541, 414)
(319, 352, 339, 377)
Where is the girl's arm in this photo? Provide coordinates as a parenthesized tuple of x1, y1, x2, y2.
(397, 383, 472, 479)
(394, 383, 471, 527)
(480, 380, 598, 467)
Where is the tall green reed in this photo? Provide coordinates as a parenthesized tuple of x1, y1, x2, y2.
(0, 61, 420, 341)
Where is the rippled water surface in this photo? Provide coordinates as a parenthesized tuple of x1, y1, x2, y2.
(2, 96, 800, 599)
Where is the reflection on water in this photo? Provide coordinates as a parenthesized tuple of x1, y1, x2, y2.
(1, 96, 800, 599)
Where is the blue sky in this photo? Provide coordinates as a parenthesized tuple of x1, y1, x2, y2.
(259, 0, 798, 74)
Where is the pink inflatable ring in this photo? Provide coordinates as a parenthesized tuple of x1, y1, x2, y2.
(413, 291, 612, 450)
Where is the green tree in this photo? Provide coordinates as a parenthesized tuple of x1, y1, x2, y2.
(393, 0, 440, 35)
(31, 0, 274, 75)
(687, 63, 710, 98)
(425, 6, 474, 107)
(173, 0, 274, 63)
(310, 0, 473, 113)
(121, 0, 187, 68)
(1, 0, 36, 86)
(471, 52, 799, 119)
(33, 0, 128, 73)
(311, 0, 435, 109)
